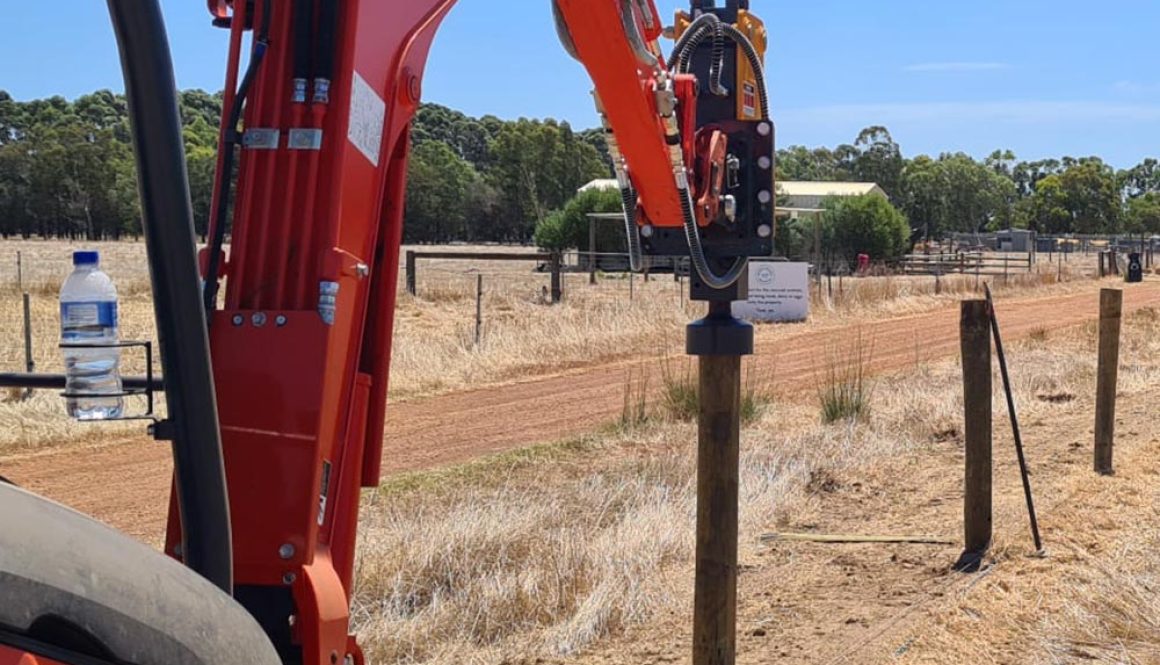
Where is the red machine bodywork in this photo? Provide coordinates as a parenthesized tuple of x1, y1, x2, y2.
(0, 646, 66, 665)
(167, 1, 696, 663)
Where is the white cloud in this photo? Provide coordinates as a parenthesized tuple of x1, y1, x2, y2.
(778, 100, 1160, 126)
(904, 62, 1011, 73)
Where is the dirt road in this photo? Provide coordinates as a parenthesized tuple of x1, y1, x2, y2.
(3, 282, 1159, 540)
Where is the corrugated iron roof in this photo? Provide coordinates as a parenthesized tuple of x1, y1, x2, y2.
(777, 181, 884, 197)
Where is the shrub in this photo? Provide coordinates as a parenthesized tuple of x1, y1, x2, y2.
(822, 193, 910, 263)
(533, 187, 624, 251)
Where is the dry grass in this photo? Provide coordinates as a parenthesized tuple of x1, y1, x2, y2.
(0, 240, 1111, 455)
(348, 304, 1160, 663)
(1033, 534, 1160, 664)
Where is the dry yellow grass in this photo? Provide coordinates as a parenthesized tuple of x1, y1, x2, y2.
(0, 239, 1106, 454)
(347, 307, 1160, 663)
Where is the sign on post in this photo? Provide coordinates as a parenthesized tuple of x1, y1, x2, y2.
(731, 261, 810, 323)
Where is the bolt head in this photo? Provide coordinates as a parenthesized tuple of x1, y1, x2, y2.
(757, 224, 773, 238)
(282, 572, 296, 585)
(232, 315, 244, 326)
(278, 543, 295, 559)
(758, 156, 772, 170)
(758, 190, 772, 204)
(757, 122, 772, 137)
(275, 315, 288, 327)
(252, 312, 267, 327)
(640, 224, 655, 238)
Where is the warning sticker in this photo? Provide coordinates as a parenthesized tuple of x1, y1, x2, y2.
(348, 72, 386, 166)
(742, 82, 757, 119)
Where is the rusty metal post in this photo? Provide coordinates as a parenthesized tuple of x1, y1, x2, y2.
(959, 300, 992, 570)
(1094, 288, 1122, 475)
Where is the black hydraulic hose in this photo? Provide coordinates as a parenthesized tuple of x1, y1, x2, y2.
(709, 21, 728, 96)
(679, 179, 747, 289)
(618, 182, 644, 271)
(293, 0, 314, 95)
(104, 0, 233, 594)
(314, 0, 339, 103)
(203, 0, 272, 316)
(667, 11, 718, 72)
(722, 23, 769, 119)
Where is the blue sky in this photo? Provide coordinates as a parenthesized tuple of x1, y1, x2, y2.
(3, 1, 1159, 168)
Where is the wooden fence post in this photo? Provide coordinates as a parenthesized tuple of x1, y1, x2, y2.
(474, 274, 483, 346)
(960, 300, 992, 567)
(550, 253, 562, 304)
(693, 352, 741, 665)
(589, 216, 597, 285)
(1094, 288, 1122, 475)
(405, 250, 417, 295)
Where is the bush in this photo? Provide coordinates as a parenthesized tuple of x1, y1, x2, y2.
(533, 187, 624, 251)
(822, 194, 910, 263)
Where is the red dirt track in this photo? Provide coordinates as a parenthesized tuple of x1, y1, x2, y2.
(3, 283, 1158, 541)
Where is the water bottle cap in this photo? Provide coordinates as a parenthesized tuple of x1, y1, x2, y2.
(73, 250, 99, 266)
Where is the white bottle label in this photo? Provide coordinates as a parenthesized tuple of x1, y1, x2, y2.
(61, 302, 118, 336)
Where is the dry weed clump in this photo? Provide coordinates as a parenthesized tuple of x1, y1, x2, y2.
(816, 328, 874, 424)
(656, 355, 770, 424)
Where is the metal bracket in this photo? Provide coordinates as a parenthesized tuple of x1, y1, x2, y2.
(58, 339, 158, 421)
(287, 128, 323, 150)
(242, 128, 281, 150)
(149, 419, 175, 441)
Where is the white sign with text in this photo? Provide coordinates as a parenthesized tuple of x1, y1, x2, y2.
(732, 261, 810, 323)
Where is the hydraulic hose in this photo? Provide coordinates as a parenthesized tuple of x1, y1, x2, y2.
(619, 0, 661, 72)
(708, 21, 728, 96)
(292, 0, 314, 102)
(602, 122, 644, 272)
(667, 12, 718, 72)
(722, 23, 770, 118)
(203, 0, 272, 316)
(679, 176, 747, 289)
(314, 0, 339, 103)
(618, 179, 644, 272)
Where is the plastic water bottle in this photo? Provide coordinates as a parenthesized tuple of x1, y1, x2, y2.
(60, 250, 123, 420)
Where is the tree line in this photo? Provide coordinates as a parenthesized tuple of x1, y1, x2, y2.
(0, 91, 610, 243)
(3, 89, 1160, 245)
(776, 126, 1160, 239)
